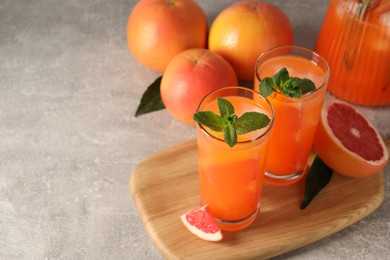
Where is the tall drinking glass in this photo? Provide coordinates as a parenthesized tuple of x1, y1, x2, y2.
(196, 86, 274, 231)
(255, 46, 329, 186)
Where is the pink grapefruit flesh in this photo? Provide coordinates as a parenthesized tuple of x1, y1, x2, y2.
(314, 100, 388, 177)
(180, 205, 223, 242)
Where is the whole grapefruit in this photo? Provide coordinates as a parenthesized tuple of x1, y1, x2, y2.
(161, 48, 238, 125)
(127, 0, 208, 72)
(314, 100, 388, 177)
(208, 1, 293, 81)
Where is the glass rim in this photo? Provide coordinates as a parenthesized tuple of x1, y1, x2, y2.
(255, 45, 330, 101)
(196, 86, 275, 145)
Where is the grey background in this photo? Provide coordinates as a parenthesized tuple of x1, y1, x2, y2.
(1, 0, 389, 259)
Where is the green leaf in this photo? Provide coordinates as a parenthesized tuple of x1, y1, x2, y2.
(259, 77, 276, 97)
(235, 112, 271, 135)
(135, 76, 165, 117)
(260, 67, 316, 98)
(300, 155, 334, 209)
(193, 111, 225, 132)
(224, 114, 238, 126)
(224, 123, 237, 147)
(218, 97, 234, 117)
(192, 97, 270, 148)
(272, 67, 289, 87)
(281, 78, 302, 98)
(299, 78, 316, 94)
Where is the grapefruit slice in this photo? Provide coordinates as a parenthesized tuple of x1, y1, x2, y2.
(314, 99, 388, 177)
(180, 205, 223, 242)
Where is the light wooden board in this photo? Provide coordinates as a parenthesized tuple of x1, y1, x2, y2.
(130, 139, 389, 259)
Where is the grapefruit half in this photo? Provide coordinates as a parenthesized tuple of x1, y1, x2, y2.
(314, 100, 388, 177)
(180, 205, 223, 241)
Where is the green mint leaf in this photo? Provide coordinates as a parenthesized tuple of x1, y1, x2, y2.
(223, 114, 238, 126)
(272, 67, 289, 87)
(235, 112, 271, 135)
(281, 78, 302, 98)
(260, 68, 316, 98)
(281, 77, 316, 97)
(299, 78, 316, 94)
(300, 155, 333, 209)
(135, 76, 165, 117)
(193, 97, 270, 148)
(218, 97, 234, 117)
(259, 77, 276, 97)
(224, 123, 237, 147)
(193, 111, 225, 132)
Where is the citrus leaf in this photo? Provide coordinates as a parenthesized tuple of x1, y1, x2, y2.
(193, 111, 225, 132)
(300, 155, 333, 209)
(235, 112, 270, 135)
(135, 76, 165, 117)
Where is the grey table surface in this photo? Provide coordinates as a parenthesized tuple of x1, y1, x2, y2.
(1, 0, 389, 259)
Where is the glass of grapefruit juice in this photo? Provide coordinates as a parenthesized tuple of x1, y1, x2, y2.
(315, 0, 390, 106)
(255, 45, 330, 185)
(196, 86, 274, 231)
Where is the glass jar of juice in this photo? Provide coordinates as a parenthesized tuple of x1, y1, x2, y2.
(315, 0, 390, 106)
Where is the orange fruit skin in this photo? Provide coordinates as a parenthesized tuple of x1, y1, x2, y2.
(314, 100, 389, 177)
(127, 0, 208, 72)
(208, 1, 293, 81)
(161, 48, 238, 125)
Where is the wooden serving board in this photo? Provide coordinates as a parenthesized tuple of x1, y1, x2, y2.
(130, 139, 389, 259)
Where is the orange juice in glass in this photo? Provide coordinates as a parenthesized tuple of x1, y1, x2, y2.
(255, 46, 329, 186)
(315, 0, 390, 106)
(195, 86, 274, 231)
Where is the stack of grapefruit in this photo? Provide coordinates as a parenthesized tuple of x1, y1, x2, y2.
(127, 0, 293, 125)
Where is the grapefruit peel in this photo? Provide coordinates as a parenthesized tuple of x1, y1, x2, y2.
(314, 100, 388, 177)
(180, 205, 223, 242)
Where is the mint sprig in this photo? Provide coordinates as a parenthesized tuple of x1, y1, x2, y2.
(193, 97, 270, 147)
(260, 67, 316, 98)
